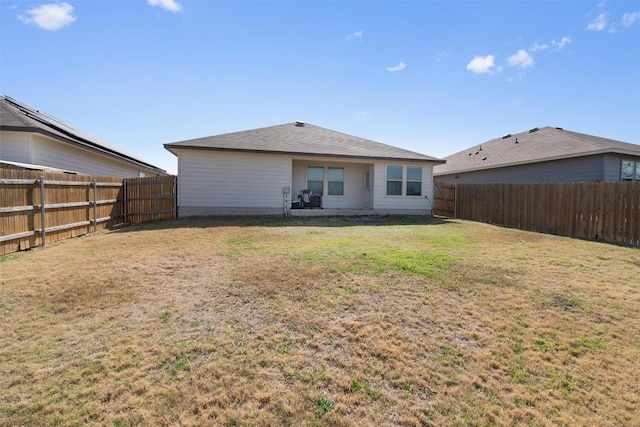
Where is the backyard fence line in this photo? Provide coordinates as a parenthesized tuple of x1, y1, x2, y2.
(1, 168, 176, 255)
(124, 176, 177, 224)
(453, 181, 640, 247)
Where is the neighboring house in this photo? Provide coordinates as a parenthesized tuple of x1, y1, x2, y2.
(434, 126, 640, 184)
(0, 95, 166, 177)
(164, 121, 445, 216)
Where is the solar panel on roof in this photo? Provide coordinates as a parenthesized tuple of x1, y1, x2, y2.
(2, 95, 164, 172)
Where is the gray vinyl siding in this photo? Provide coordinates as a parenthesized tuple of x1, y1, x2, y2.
(0, 131, 31, 163)
(32, 134, 146, 177)
(436, 155, 610, 184)
(1, 131, 162, 177)
(602, 154, 622, 182)
(176, 149, 291, 215)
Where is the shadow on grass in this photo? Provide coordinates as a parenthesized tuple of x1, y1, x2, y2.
(111, 215, 457, 233)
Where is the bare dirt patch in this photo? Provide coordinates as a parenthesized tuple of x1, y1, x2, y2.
(1, 216, 638, 426)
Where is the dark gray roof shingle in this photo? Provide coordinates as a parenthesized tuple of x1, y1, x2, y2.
(434, 126, 640, 175)
(164, 122, 444, 163)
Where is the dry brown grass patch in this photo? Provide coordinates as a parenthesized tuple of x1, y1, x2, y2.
(1, 216, 638, 426)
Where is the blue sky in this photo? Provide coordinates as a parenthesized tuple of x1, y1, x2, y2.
(1, 0, 639, 174)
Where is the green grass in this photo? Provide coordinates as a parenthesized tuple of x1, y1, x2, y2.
(1, 215, 639, 426)
(316, 393, 334, 414)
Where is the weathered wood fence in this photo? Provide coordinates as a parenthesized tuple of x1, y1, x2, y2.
(451, 181, 640, 247)
(1, 168, 176, 255)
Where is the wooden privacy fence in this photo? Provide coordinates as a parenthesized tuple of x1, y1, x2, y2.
(124, 176, 177, 224)
(454, 181, 640, 247)
(1, 169, 176, 255)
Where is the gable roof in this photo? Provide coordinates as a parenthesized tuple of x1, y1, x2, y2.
(0, 95, 166, 174)
(434, 126, 640, 175)
(164, 122, 444, 163)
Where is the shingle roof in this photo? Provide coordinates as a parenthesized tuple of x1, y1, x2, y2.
(1, 95, 166, 173)
(164, 122, 444, 163)
(434, 126, 640, 175)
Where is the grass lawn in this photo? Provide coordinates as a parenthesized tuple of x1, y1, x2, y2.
(1, 216, 639, 426)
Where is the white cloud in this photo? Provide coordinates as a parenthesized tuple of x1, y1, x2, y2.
(623, 11, 640, 27)
(346, 30, 363, 41)
(386, 62, 406, 72)
(508, 49, 534, 69)
(588, 13, 608, 31)
(466, 55, 500, 74)
(354, 111, 372, 122)
(507, 72, 527, 83)
(530, 42, 549, 52)
(18, 2, 76, 31)
(435, 51, 448, 62)
(551, 36, 572, 50)
(529, 37, 570, 53)
(148, 0, 182, 13)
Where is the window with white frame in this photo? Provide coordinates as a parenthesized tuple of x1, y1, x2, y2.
(307, 166, 324, 193)
(406, 166, 422, 196)
(328, 167, 344, 195)
(621, 160, 640, 181)
(386, 165, 403, 195)
(386, 165, 423, 196)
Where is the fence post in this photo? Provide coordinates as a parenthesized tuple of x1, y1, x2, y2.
(93, 179, 98, 232)
(454, 183, 458, 218)
(123, 179, 128, 224)
(40, 175, 46, 247)
(173, 175, 178, 218)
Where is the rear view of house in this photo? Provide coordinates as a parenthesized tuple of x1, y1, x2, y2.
(164, 122, 444, 216)
(434, 126, 640, 184)
(0, 95, 166, 177)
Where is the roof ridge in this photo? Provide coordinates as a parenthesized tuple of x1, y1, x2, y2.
(296, 122, 432, 157)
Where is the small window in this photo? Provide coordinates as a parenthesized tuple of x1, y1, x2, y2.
(328, 167, 344, 195)
(307, 166, 324, 193)
(621, 160, 638, 181)
(406, 166, 422, 196)
(386, 165, 403, 195)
